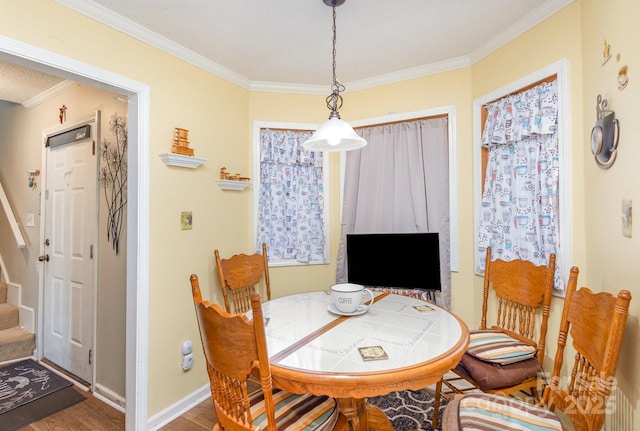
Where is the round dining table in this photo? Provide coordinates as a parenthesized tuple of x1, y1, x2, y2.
(254, 290, 469, 431)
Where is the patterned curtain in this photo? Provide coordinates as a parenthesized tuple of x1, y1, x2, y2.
(256, 128, 326, 263)
(476, 80, 562, 290)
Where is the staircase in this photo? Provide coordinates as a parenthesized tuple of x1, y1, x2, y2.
(0, 281, 35, 362)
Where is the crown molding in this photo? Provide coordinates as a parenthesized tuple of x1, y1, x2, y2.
(23, 80, 79, 108)
(54, 0, 250, 88)
(55, 0, 576, 94)
(469, 0, 576, 63)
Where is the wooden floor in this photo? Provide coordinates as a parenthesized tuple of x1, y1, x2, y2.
(15, 386, 215, 431)
(158, 398, 216, 431)
(18, 386, 126, 430)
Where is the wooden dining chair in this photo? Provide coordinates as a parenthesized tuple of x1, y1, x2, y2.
(214, 243, 271, 313)
(440, 267, 632, 431)
(432, 246, 556, 428)
(189, 274, 345, 431)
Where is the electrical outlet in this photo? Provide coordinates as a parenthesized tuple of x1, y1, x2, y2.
(25, 213, 35, 227)
(182, 353, 194, 371)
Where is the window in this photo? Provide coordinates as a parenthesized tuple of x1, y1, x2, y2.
(253, 122, 330, 266)
(473, 59, 571, 296)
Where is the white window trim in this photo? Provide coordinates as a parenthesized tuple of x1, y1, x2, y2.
(252, 121, 331, 267)
(472, 58, 572, 292)
(343, 106, 459, 272)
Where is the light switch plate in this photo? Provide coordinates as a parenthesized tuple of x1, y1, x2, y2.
(25, 213, 35, 227)
(180, 211, 192, 230)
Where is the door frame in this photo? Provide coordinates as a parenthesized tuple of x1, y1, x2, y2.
(39, 111, 100, 386)
(0, 35, 151, 430)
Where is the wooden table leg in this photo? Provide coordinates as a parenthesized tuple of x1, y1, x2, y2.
(337, 398, 393, 431)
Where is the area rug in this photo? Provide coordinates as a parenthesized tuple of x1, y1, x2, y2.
(0, 359, 86, 431)
(367, 388, 447, 431)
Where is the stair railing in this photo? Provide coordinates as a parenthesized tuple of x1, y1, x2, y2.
(0, 179, 26, 248)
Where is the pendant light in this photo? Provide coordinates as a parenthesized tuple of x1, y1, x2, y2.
(303, 0, 367, 152)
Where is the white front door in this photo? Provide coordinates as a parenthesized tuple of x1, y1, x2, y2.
(42, 121, 97, 384)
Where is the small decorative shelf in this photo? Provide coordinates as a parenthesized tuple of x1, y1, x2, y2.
(216, 180, 252, 191)
(159, 153, 207, 169)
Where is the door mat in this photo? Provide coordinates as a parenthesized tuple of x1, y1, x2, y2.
(0, 359, 86, 430)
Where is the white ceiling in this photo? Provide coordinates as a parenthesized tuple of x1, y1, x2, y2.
(2, 0, 574, 105)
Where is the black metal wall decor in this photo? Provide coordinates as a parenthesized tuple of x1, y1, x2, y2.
(591, 94, 620, 169)
(100, 113, 128, 254)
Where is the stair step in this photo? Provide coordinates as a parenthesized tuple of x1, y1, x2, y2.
(0, 326, 35, 362)
(0, 303, 19, 330)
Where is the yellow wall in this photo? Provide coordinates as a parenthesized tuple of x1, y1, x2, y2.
(581, 0, 640, 428)
(2, 0, 638, 428)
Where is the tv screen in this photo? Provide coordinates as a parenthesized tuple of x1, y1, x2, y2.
(346, 232, 441, 291)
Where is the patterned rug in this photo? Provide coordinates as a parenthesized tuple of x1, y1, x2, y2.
(0, 359, 86, 431)
(367, 388, 447, 431)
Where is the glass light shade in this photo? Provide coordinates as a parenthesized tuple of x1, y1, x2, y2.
(303, 117, 367, 152)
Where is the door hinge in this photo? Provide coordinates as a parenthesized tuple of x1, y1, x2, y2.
(89, 349, 92, 365)
(90, 244, 94, 259)
(92, 140, 96, 155)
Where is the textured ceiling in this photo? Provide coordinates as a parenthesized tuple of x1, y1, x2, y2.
(2, 0, 574, 105)
(0, 61, 66, 105)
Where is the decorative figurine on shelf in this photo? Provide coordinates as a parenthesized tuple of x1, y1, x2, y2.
(219, 166, 250, 182)
(171, 127, 195, 156)
(59, 105, 67, 124)
(220, 167, 229, 179)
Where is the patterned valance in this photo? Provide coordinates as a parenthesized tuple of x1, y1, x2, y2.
(482, 80, 558, 146)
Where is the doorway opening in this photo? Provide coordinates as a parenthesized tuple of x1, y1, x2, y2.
(0, 35, 150, 431)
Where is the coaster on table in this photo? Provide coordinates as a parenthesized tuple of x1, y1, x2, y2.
(358, 345, 388, 361)
(413, 304, 435, 312)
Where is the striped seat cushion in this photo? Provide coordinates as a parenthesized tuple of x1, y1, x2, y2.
(249, 388, 339, 431)
(457, 394, 565, 431)
(466, 330, 537, 365)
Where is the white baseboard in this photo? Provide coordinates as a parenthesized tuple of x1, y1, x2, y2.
(146, 384, 210, 431)
(94, 383, 126, 412)
(6, 281, 35, 333)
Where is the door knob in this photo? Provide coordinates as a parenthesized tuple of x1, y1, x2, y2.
(38, 254, 49, 262)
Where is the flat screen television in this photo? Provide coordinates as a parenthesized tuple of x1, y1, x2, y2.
(346, 232, 441, 291)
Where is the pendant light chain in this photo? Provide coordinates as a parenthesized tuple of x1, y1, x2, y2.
(327, 3, 344, 117)
(302, 0, 367, 152)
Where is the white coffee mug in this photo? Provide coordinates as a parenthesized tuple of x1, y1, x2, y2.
(330, 283, 374, 313)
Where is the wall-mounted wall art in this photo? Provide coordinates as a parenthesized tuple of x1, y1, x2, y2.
(100, 112, 128, 254)
(591, 94, 620, 169)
